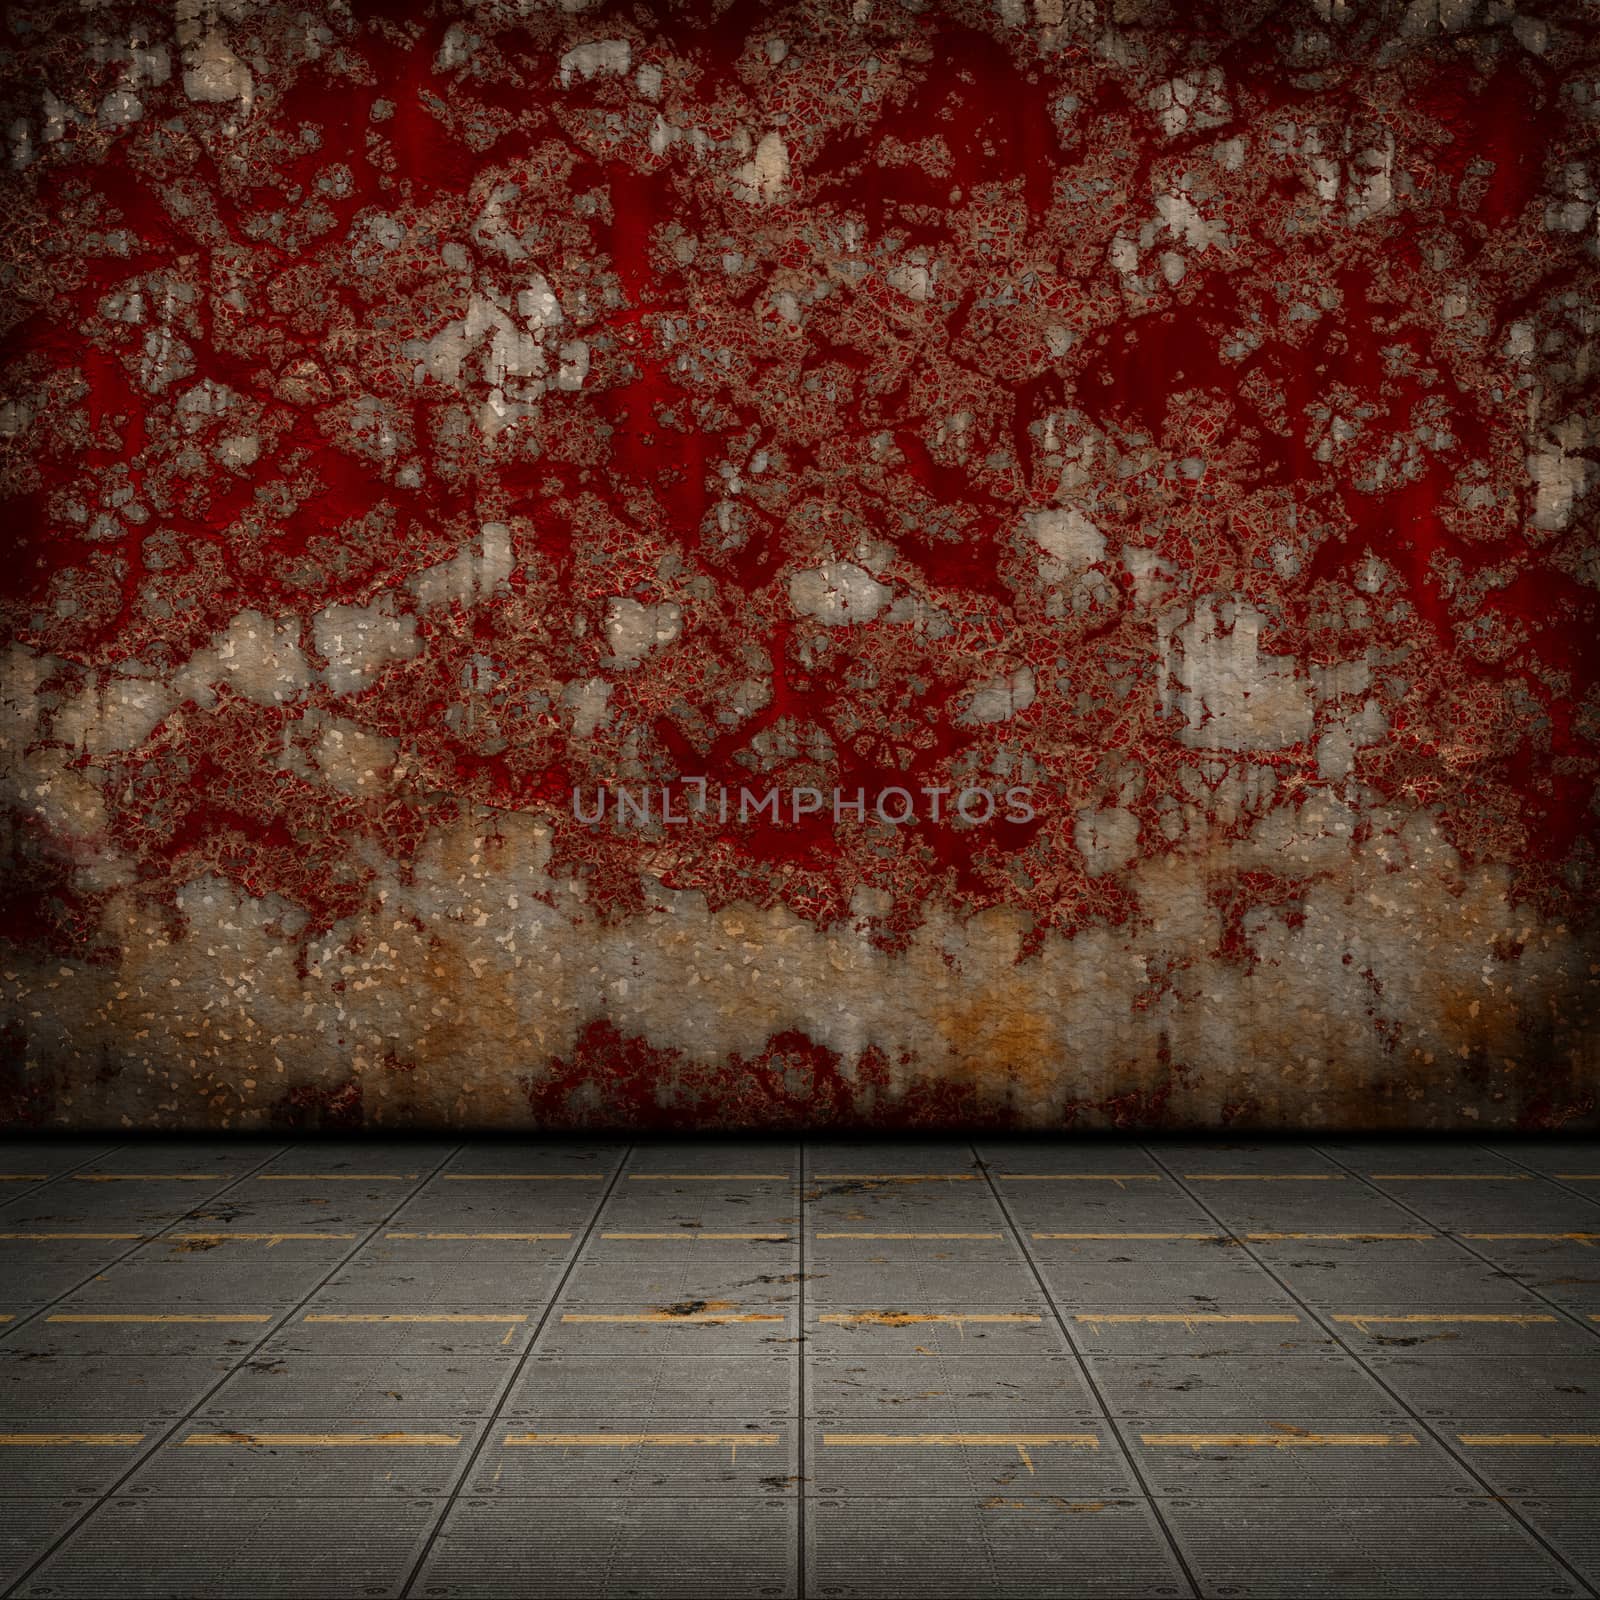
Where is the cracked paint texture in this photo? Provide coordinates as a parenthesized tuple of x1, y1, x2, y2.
(2, 0, 1597, 1131)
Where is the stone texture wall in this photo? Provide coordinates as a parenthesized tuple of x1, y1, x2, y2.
(2, 0, 1596, 1130)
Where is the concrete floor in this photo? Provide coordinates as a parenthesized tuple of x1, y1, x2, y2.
(0, 1138, 1597, 1598)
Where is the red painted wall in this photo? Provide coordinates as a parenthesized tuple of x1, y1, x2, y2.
(3, 0, 1596, 1130)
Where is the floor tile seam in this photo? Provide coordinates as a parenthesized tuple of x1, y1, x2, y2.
(395, 1141, 635, 1599)
(0, 1140, 179, 1345)
(1460, 1140, 1600, 1347)
(796, 1142, 808, 1600)
(1147, 1143, 1600, 1600)
(972, 1143, 1203, 1600)
(1304, 1143, 1600, 1349)
(0, 1138, 464, 1600)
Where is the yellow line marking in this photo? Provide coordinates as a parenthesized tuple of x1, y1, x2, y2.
(1247, 1232, 1436, 1241)
(824, 1433, 1098, 1446)
(505, 1431, 776, 1460)
(0, 1316, 10, 1323)
(1334, 1314, 1557, 1328)
(823, 1431, 1098, 1473)
(441, 1174, 604, 1181)
(1464, 1233, 1599, 1242)
(819, 1313, 1041, 1326)
(813, 1174, 978, 1182)
(383, 1232, 573, 1241)
(628, 1174, 790, 1181)
(560, 1313, 783, 1324)
(1555, 1174, 1600, 1180)
(1370, 1174, 1529, 1181)
(600, 1232, 791, 1241)
(170, 1233, 354, 1244)
(73, 1174, 222, 1182)
(1458, 1434, 1600, 1446)
(0, 1174, 47, 1181)
(1183, 1174, 1343, 1181)
(1142, 1433, 1417, 1449)
(1074, 1313, 1299, 1326)
(256, 1174, 417, 1182)
(0, 1433, 145, 1446)
(0, 1232, 147, 1240)
(183, 1433, 460, 1447)
(998, 1174, 1160, 1182)
(304, 1314, 528, 1324)
(816, 1232, 1003, 1240)
(47, 1314, 272, 1324)
(1032, 1232, 1226, 1240)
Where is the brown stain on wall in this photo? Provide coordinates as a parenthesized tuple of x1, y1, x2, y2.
(1, 2, 1596, 1131)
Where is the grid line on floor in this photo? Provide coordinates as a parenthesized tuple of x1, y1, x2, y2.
(3, 1138, 1598, 1599)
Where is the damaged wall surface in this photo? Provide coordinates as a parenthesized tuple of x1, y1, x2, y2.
(2, 0, 1597, 1130)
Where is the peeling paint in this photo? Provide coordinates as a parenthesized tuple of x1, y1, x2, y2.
(1, 0, 1596, 1131)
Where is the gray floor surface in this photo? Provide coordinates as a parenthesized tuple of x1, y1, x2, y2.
(0, 1137, 1596, 1597)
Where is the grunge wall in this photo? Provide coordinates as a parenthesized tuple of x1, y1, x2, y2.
(2, 0, 1597, 1131)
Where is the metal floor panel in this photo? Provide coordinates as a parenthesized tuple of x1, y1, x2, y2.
(1123, 1417, 1477, 1498)
(601, 1203, 805, 1234)
(2, 1135, 1597, 1598)
(0, 1353, 231, 1420)
(1170, 1194, 1424, 1233)
(806, 1497, 1190, 1598)
(12, 1496, 442, 1599)
(628, 1144, 802, 1176)
(198, 1354, 517, 1419)
(804, 1145, 976, 1175)
(245, 1145, 454, 1178)
(536, 1304, 798, 1354)
(1158, 1497, 1583, 1597)
(972, 1142, 1160, 1174)
(1315, 1143, 1518, 1176)
(3, 1308, 291, 1356)
(1363, 1353, 1600, 1418)
(1064, 1306, 1335, 1356)
(804, 1244, 1040, 1305)
(412, 1496, 798, 1597)
(0, 1244, 147, 1305)
(0, 1501, 93, 1593)
(995, 1194, 1224, 1231)
(1032, 1238, 1291, 1303)
(1455, 1239, 1600, 1310)
(559, 1243, 803, 1305)
(264, 1307, 539, 1356)
(503, 1353, 796, 1418)
(1244, 1236, 1545, 1307)
(1315, 1305, 1600, 1355)
(0, 1147, 118, 1176)
(1513, 1501, 1600, 1589)
(1084, 1352, 1404, 1419)
(0, 1428, 159, 1499)
(170, 1199, 406, 1230)
(0, 1196, 226, 1229)
(385, 1197, 604, 1230)
(121, 1418, 481, 1498)
(315, 1240, 577, 1306)
(803, 1305, 1063, 1355)
(1445, 1422, 1600, 1497)
(1484, 1145, 1600, 1177)
(466, 1416, 799, 1497)
(806, 1419, 1137, 1499)
(436, 1144, 625, 1176)
(64, 1243, 355, 1306)
(806, 1353, 1095, 1419)
(1353, 1183, 1600, 1233)
(804, 1191, 1009, 1225)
